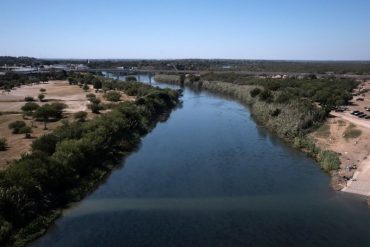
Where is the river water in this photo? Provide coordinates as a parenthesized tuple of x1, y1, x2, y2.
(31, 75, 370, 247)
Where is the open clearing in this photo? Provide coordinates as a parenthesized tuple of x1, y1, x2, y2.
(0, 80, 91, 113)
(312, 80, 370, 195)
(0, 80, 134, 169)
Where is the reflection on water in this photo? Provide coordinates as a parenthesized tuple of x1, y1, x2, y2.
(31, 75, 370, 247)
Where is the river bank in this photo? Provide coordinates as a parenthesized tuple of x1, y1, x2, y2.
(0, 77, 181, 247)
(154, 74, 354, 191)
(30, 76, 370, 247)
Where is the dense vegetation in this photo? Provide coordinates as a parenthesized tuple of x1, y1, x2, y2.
(155, 73, 358, 173)
(241, 78, 358, 108)
(0, 77, 180, 246)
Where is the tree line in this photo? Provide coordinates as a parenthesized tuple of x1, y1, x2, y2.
(0, 75, 181, 246)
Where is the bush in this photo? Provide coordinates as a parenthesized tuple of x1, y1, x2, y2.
(259, 89, 273, 103)
(82, 84, 89, 91)
(39, 88, 46, 93)
(104, 91, 121, 102)
(0, 137, 7, 151)
(92, 79, 102, 89)
(275, 92, 291, 104)
(318, 150, 340, 172)
(8, 121, 26, 134)
(270, 108, 281, 117)
(90, 103, 103, 114)
(24, 96, 34, 102)
(74, 111, 87, 122)
(86, 93, 96, 100)
(250, 88, 261, 98)
(38, 94, 45, 102)
(20, 126, 32, 138)
(8, 121, 32, 137)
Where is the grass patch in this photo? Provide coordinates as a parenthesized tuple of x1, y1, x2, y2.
(318, 150, 340, 172)
(315, 124, 330, 138)
(343, 123, 362, 140)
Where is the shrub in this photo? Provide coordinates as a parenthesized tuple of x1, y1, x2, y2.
(82, 84, 89, 91)
(24, 96, 34, 102)
(86, 93, 96, 100)
(19, 126, 32, 138)
(318, 150, 340, 172)
(39, 88, 46, 93)
(0, 137, 7, 151)
(8, 121, 26, 134)
(74, 111, 87, 122)
(90, 103, 103, 114)
(270, 108, 281, 117)
(92, 79, 102, 89)
(275, 92, 291, 104)
(38, 94, 45, 102)
(250, 88, 261, 98)
(104, 91, 121, 102)
(259, 89, 273, 103)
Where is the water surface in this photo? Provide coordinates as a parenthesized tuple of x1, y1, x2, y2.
(31, 75, 370, 247)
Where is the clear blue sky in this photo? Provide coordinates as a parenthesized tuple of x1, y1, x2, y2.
(1, 0, 370, 60)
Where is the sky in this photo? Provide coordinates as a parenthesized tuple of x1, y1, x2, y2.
(1, 0, 370, 60)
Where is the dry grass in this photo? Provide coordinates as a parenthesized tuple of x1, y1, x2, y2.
(0, 80, 134, 169)
(315, 124, 331, 138)
(0, 114, 68, 169)
(344, 123, 362, 140)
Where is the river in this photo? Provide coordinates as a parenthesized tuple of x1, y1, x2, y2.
(31, 75, 370, 247)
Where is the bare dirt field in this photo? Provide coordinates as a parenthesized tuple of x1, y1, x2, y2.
(0, 80, 135, 169)
(311, 80, 370, 195)
(0, 80, 91, 113)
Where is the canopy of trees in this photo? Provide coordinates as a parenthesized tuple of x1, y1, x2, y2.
(0, 78, 180, 246)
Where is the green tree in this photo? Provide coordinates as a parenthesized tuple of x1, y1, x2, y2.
(21, 102, 39, 117)
(34, 105, 54, 129)
(38, 93, 45, 102)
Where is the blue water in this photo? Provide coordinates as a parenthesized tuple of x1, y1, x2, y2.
(31, 75, 370, 247)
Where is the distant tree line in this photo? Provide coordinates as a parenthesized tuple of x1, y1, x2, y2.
(0, 71, 67, 91)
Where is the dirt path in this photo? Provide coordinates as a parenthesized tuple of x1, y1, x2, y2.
(321, 81, 370, 196)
